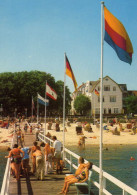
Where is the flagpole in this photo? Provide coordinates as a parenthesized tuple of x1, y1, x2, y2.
(94, 92, 96, 124)
(63, 53, 66, 160)
(99, 2, 104, 195)
(31, 96, 33, 123)
(37, 93, 39, 124)
(45, 81, 47, 138)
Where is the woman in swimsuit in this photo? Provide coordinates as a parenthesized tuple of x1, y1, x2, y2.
(64, 157, 86, 182)
(59, 161, 93, 195)
(5, 144, 24, 181)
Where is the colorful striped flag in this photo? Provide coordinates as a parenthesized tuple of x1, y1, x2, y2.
(65, 54, 77, 91)
(46, 83, 57, 100)
(38, 94, 49, 106)
(94, 89, 99, 96)
(104, 6, 133, 64)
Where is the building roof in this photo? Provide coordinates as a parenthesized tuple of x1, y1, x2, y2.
(90, 76, 123, 93)
(128, 90, 137, 96)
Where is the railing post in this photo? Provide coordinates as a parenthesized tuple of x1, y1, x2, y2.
(70, 154, 72, 172)
(102, 175, 106, 195)
(123, 190, 128, 195)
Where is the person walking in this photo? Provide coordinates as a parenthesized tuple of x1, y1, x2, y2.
(52, 136, 62, 174)
(21, 146, 31, 176)
(5, 144, 24, 181)
(33, 148, 44, 180)
(31, 141, 41, 174)
(44, 142, 52, 175)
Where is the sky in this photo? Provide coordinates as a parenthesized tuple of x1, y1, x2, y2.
(0, 0, 137, 92)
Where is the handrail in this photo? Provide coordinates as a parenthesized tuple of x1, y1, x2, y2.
(0, 134, 15, 195)
(38, 133, 137, 195)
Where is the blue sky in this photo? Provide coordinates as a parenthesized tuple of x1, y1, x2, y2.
(0, 0, 137, 92)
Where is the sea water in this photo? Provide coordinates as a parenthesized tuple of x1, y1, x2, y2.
(66, 144, 137, 194)
(0, 145, 137, 194)
(0, 149, 7, 190)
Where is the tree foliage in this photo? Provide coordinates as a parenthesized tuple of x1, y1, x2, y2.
(0, 71, 71, 116)
(124, 96, 137, 114)
(74, 94, 91, 115)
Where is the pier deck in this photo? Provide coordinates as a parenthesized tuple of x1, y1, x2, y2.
(8, 133, 83, 195)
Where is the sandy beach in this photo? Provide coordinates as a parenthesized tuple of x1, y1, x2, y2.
(0, 122, 137, 148)
(45, 123, 137, 146)
(0, 126, 14, 148)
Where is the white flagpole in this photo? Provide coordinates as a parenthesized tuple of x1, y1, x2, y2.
(99, 2, 104, 195)
(31, 96, 33, 123)
(45, 81, 47, 137)
(63, 53, 66, 160)
(94, 92, 96, 124)
(37, 93, 39, 124)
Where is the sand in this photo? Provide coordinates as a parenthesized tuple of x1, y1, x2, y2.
(0, 122, 137, 148)
(44, 123, 137, 146)
(0, 127, 14, 148)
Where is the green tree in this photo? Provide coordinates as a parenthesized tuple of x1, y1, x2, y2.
(0, 71, 71, 116)
(124, 96, 137, 114)
(74, 94, 91, 115)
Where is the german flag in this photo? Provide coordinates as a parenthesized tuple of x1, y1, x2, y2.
(65, 54, 77, 91)
(95, 89, 99, 96)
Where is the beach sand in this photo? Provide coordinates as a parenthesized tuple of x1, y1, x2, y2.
(0, 123, 137, 148)
(0, 127, 13, 148)
(44, 123, 137, 146)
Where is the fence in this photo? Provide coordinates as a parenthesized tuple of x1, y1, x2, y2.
(0, 134, 15, 195)
(38, 133, 137, 195)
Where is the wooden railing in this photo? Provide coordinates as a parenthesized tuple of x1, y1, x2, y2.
(1, 132, 137, 195)
(0, 134, 15, 195)
(38, 133, 137, 195)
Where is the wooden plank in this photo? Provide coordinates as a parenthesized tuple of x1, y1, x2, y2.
(9, 132, 78, 195)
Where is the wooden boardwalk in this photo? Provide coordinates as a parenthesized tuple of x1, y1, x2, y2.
(9, 133, 78, 195)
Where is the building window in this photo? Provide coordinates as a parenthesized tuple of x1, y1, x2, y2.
(95, 108, 100, 114)
(110, 96, 116, 102)
(104, 108, 107, 114)
(108, 108, 111, 114)
(113, 86, 116, 91)
(104, 85, 110, 91)
(114, 108, 119, 113)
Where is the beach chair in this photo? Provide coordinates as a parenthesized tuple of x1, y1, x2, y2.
(75, 171, 93, 195)
(66, 171, 93, 195)
(76, 127, 82, 135)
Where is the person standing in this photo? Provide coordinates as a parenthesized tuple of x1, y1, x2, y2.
(31, 141, 41, 174)
(33, 148, 44, 180)
(44, 142, 52, 175)
(21, 146, 31, 176)
(52, 136, 62, 174)
(5, 144, 24, 181)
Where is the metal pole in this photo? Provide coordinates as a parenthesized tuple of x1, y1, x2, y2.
(94, 92, 96, 124)
(37, 93, 39, 124)
(63, 53, 66, 160)
(45, 81, 47, 137)
(31, 96, 33, 123)
(99, 2, 104, 195)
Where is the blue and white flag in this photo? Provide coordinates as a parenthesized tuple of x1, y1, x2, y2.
(38, 94, 49, 106)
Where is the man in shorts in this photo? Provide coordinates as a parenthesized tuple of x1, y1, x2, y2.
(52, 136, 62, 174)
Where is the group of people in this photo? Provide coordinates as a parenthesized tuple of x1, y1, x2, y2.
(5, 130, 63, 182)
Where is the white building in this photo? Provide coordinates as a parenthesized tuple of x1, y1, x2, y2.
(71, 76, 123, 115)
